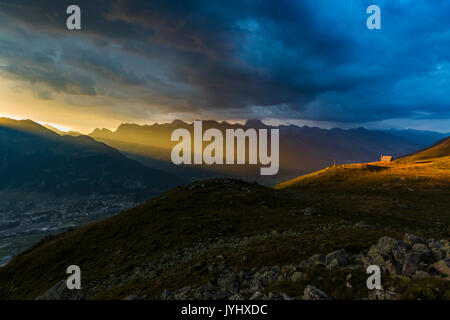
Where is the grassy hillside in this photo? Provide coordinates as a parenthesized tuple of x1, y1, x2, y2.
(396, 137, 450, 162)
(0, 139, 449, 300)
(275, 140, 450, 238)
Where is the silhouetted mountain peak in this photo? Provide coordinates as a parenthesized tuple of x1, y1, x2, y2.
(170, 119, 187, 126)
(0, 118, 58, 137)
(244, 119, 267, 128)
(90, 128, 114, 136)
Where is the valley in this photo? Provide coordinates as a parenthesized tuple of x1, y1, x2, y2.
(0, 192, 139, 267)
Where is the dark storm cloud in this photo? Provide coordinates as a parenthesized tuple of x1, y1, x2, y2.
(0, 0, 449, 124)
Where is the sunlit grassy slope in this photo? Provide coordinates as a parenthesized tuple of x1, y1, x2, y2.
(275, 156, 450, 192)
(275, 137, 450, 192)
(397, 137, 450, 162)
(274, 139, 450, 241)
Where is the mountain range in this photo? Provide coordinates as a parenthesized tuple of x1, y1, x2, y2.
(0, 118, 185, 199)
(88, 120, 449, 184)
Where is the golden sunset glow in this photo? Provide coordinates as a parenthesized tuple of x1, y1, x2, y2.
(0, 77, 127, 133)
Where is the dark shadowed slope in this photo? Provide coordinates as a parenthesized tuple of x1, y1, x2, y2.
(0, 118, 186, 198)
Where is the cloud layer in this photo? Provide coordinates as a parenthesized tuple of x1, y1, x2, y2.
(0, 0, 449, 128)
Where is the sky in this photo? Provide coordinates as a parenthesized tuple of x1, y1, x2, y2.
(0, 0, 449, 133)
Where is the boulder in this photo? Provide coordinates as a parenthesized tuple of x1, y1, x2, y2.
(291, 271, 304, 282)
(368, 237, 409, 274)
(390, 240, 410, 267)
(370, 237, 397, 257)
(430, 259, 450, 277)
(301, 206, 317, 216)
(325, 249, 350, 270)
(430, 247, 445, 261)
(303, 285, 331, 300)
(411, 243, 434, 264)
(403, 234, 426, 246)
(367, 246, 385, 266)
(300, 254, 325, 268)
(427, 239, 442, 249)
(401, 255, 419, 277)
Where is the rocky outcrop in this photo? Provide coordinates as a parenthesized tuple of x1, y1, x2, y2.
(37, 233, 448, 300)
(365, 234, 450, 278)
(161, 233, 449, 300)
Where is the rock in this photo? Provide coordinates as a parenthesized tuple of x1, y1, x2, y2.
(325, 249, 349, 270)
(430, 247, 445, 261)
(37, 280, 86, 300)
(427, 239, 441, 249)
(282, 293, 293, 300)
(291, 272, 304, 282)
(445, 247, 450, 259)
(411, 243, 434, 264)
(301, 206, 316, 216)
(440, 239, 450, 247)
(250, 291, 263, 300)
(430, 259, 450, 277)
(368, 288, 397, 300)
(412, 270, 430, 279)
(367, 246, 385, 266)
(161, 289, 171, 299)
(368, 237, 409, 274)
(403, 234, 426, 246)
(401, 255, 419, 277)
(390, 241, 410, 268)
(303, 285, 331, 300)
(300, 254, 325, 268)
(384, 260, 397, 275)
(370, 236, 397, 257)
